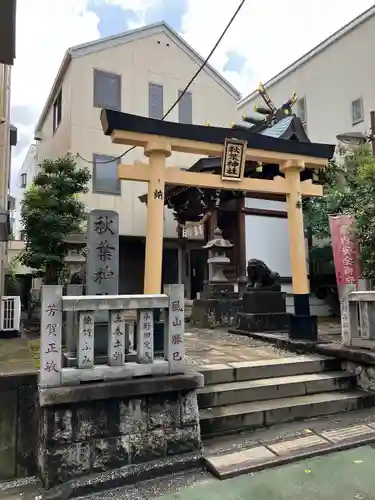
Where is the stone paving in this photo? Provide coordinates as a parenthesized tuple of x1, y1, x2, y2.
(158, 446, 375, 500)
(184, 328, 297, 369)
(183, 317, 342, 369)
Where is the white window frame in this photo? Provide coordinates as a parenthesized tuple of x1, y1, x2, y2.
(93, 69, 122, 111)
(351, 97, 364, 125)
(92, 154, 121, 195)
(297, 96, 307, 125)
(20, 172, 27, 188)
(53, 88, 62, 133)
(148, 83, 164, 120)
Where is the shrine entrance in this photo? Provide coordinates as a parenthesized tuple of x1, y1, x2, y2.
(100, 108, 334, 338)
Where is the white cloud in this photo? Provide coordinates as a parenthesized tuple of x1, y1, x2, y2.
(10, 0, 100, 192)
(103, 0, 155, 29)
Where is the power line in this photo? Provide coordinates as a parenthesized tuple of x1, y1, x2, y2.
(77, 0, 247, 165)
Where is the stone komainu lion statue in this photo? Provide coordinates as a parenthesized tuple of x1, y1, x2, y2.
(246, 258, 281, 291)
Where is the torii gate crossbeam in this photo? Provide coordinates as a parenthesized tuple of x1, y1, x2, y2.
(100, 109, 335, 339)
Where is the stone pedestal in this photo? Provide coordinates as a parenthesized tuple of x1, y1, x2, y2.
(191, 283, 242, 328)
(289, 293, 318, 340)
(236, 290, 291, 333)
(38, 371, 203, 488)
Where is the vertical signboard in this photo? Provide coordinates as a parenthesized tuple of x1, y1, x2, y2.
(329, 214, 360, 344)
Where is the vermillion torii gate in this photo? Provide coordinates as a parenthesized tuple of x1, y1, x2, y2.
(101, 109, 334, 335)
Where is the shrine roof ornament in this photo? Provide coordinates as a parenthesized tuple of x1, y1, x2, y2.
(101, 109, 334, 160)
(232, 83, 299, 134)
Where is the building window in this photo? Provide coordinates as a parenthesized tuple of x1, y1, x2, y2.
(20, 173, 27, 188)
(352, 97, 364, 125)
(20, 230, 26, 241)
(297, 96, 307, 125)
(93, 69, 121, 111)
(149, 83, 163, 119)
(93, 154, 121, 195)
(178, 90, 192, 124)
(53, 89, 62, 133)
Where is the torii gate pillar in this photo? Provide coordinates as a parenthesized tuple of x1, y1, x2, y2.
(143, 141, 171, 294)
(282, 160, 314, 337)
(99, 108, 334, 340)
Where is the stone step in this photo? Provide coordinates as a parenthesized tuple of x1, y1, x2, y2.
(198, 371, 356, 408)
(199, 355, 341, 386)
(200, 391, 375, 437)
(204, 420, 375, 480)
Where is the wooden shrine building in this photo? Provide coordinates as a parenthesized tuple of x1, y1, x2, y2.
(100, 85, 334, 339)
(138, 86, 328, 299)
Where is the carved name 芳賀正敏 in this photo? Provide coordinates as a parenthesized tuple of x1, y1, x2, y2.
(40, 285, 63, 387)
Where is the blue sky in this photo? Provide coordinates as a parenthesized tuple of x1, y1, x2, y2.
(87, 0, 246, 76)
(88, 0, 189, 37)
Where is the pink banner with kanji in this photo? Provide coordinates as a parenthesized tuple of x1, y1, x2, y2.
(328, 214, 360, 288)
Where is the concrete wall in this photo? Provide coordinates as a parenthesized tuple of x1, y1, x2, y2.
(244, 198, 293, 279)
(0, 369, 37, 480)
(7, 240, 32, 275)
(14, 144, 37, 239)
(238, 11, 375, 145)
(35, 66, 73, 162)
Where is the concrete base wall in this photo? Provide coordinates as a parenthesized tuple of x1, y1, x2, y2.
(0, 376, 38, 480)
(0, 338, 38, 481)
(342, 360, 375, 392)
(191, 299, 242, 328)
(38, 372, 203, 488)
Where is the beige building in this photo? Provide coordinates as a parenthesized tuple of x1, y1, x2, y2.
(0, 0, 17, 296)
(14, 144, 36, 241)
(27, 22, 239, 295)
(0, 64, 13, 295)
(234, 4, 375, 315)
(238, 5, 375, 145)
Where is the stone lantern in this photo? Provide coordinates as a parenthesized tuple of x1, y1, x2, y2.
(63, 233, 87, 286)
(202, 227, 234, 283)
(62, 233, 86, 365)
(190, 227, 241, 328)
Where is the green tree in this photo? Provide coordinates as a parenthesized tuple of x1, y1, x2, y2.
(5, 257, 20, 296)
(19, 155, 90, 284)
(304, 144, 375, 278)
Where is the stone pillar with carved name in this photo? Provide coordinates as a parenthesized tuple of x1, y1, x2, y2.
(86, 209, 119, 357)
(39, 285, 63, 388)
